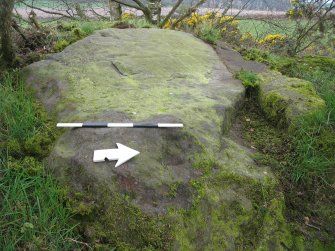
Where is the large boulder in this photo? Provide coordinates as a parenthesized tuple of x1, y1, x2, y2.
(23, 28, 292, 250)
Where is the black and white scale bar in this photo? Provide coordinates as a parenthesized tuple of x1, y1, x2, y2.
(56, 123, 183, 128)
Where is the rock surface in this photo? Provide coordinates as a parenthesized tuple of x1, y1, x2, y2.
(258, 71, 325, 128)
(215, 41, 268, 74)
(23, 29, 292, 250)
(215, 42, 325, 128)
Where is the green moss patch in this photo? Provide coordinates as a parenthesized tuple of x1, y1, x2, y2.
(258, 71, 325, 128)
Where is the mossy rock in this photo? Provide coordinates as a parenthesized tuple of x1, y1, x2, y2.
(258, 71, 325, 128)
(23, 29, 292, 249)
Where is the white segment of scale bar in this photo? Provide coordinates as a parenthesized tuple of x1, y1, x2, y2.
(57, 123, 83, 127)
(158, 123, 184, 128)
(107, 123, 134, 127)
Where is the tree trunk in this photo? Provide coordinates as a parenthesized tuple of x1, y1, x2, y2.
(0, 0, 15, 67)
(29, 10, 41, 30)
(75, 3, 87, 19)
(109, 0, 122, 21)
(148, 0, 161, 24)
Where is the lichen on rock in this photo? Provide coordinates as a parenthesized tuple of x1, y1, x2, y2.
(258, 71, 325, 128)
(23, 28, 293, 249)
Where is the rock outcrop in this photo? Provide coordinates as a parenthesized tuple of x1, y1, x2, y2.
(216, 42, 325, 129)
(258, 71, 325, 128)
(23, 29, 292, 250)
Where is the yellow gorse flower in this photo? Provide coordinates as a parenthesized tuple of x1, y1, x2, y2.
(241, 32, 254, 41)
(163, 11, 239, 32)
(121, 12, 136, 20)
(258, 34, 287, 45)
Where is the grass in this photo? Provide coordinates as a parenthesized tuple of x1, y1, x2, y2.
(51, 20, 113, 52)
(0, 72, 82, 250)
(197, 23, 222, 44)
(0, 72, 55, 159)
(0, 154, 81, 250)
(239, 96, 335, 248)
(127, 18, 155, 28)
(235, 69, 261, 89)
(0, 72, 45, 143)
(238, 19, 295, 39)
(290, 70, 335, 181)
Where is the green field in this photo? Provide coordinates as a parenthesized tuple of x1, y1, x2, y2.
(238, 19, 297, 38)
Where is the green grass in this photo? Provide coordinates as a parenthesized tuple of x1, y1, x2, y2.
(15, 1, 105, 9)
(238, 19, 334, 56)
(235, 69, 261, 89)
(127, 18, 155, 28)
(52, 20, 112, 51)
(0, 72, 55, 158)
(0, 72, 44, 143)
(289, 65, 335, 181)
(291, 108, 335, 181)
(0, 154, 81, 250)
(197, 23, 222, 44)
(238, 19, 296, 39)
(0, 72, 82, 250)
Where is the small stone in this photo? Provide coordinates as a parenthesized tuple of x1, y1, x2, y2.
(304, 216, 310, 224)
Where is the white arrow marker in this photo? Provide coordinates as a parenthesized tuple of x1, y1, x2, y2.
(93, 143, 140, 167)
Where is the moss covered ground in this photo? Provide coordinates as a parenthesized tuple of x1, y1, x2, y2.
(239, 49, 335, 181)
(228, 39, 334, 249)
(234, 90, 335, 251)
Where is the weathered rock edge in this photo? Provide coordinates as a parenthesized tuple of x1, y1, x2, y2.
(23, 29, 292, 250)
(215, 42, 325, 128)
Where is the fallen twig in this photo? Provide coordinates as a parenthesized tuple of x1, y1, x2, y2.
(305, 223, 321, 231)
(66, 238, 92, 249)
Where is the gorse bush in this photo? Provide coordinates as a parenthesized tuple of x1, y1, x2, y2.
(163, 12, 241, 44)
(121, 12, 136, 21)
(258, 34, 287, 45)
(257, 34, 288, 53)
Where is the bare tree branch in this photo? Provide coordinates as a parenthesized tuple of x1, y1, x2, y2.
(160, 0, 183, 28)
(18, 0, 76, 19)
(110, 0, 143, 11)
(171, 0, 207, 29)
(132, 0, 147, 10)
(90, 7, 109, 20)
